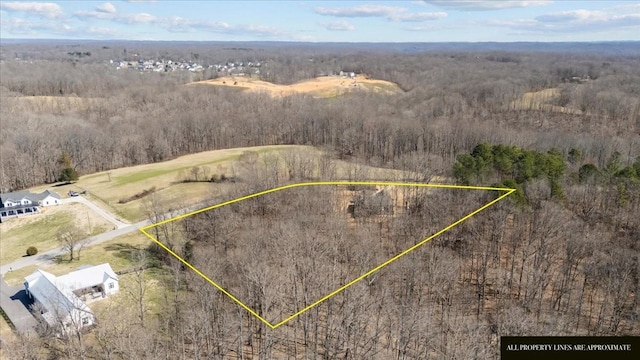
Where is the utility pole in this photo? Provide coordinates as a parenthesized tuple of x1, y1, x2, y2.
(87, 212, 92, 235)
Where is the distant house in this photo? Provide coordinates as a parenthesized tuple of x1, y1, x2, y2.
(349, 187, 394, 218)
(24, 263, 119, 333)
(0, 190, 61, 221)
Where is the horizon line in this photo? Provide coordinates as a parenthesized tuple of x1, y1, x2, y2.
(2, 38, 639, 44)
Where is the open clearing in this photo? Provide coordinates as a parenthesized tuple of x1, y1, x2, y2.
(189, 74, 402, 98)
(28, 145, 290, 222)
(28, 145, 414, 222)
(0, 202, 112, 264)
(510, 87, 583, 114)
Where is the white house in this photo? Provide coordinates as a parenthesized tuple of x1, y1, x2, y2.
(24, 263, 119, 333)
(0, 189, 61, 221)
(58, 263, 120, 297)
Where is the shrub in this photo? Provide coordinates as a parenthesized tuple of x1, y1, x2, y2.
(26, 246, 38, 256)
(118, 186, 157, 204)
(578, 164, 601, 183)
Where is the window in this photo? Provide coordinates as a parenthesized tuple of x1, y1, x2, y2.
(109, 282, 114, 289)
(82, 317, 89, 325)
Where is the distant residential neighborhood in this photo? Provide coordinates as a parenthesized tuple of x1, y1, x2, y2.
(110, 58, 263, 75)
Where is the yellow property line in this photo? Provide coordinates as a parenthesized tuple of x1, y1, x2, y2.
(140, 181, 515, 329)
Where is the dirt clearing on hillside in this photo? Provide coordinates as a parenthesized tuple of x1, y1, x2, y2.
(189, 75, 402, 98)
(510, 87, 583, 115)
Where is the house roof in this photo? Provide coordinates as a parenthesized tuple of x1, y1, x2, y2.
(37, 190, 61, 201)
(57, 263, 118, 290)
(0, 189, 60, 204)
(0, 190, 32, 203)
(24, 269, 92, 326)
(24, 263, 116, 326)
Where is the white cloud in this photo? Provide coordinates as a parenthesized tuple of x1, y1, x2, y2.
(315, 5, 405, 18)
(73, 10, 115, 21)
(314, 4, 446, 22)
(613, 3, 640, 11)
(404, 23, 461, 32)
(0, 2, 64, 19)
(96, 2, 116, 14)
(1, 16, 121, 38)
(320, 20, 355, 31)
(74, 9, 156, 24)
(118, 12, 156, 24)
(153, 17, 284, 37)
(536, 10, 609, 23)
(423, 0, 552, 11)
(157, 16, 195, 32)
(388, 11, 447, 22)
(71, 6, 286, 38)
(488, 8, 640, 34)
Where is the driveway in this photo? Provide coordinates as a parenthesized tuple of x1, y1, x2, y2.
(63, 196, 128, 229)
(0, 219, 149, 275)
(0, 278, 37, 334)
(0, 197, 219, 275)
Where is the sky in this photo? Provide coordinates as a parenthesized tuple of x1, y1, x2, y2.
(0, 1, 638, 42)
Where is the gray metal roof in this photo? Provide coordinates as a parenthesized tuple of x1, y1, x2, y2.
(0, 189, 60, 204)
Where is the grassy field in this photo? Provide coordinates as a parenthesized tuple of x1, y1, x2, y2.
(27, 145, 413, 223)
(3, 231, 152, 286)
(91, 266, 172, 322)
(190, 74, 402, 98)
(27, 145, 291, 222)
(0, 202, 111, 265)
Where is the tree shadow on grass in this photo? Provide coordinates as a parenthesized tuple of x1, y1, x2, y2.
(52, 255, 71, 264)
(52, 181, 73, 188)
(104, 242, 145, 260)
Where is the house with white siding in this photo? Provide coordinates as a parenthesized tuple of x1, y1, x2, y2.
(0, 189, 61, 221)
(24, 263, 119, 333)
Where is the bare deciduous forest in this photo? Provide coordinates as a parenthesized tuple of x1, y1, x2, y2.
(0, 41, 639, 359)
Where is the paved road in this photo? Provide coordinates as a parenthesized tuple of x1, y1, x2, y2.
(0, 194, 220, 335)
(63, 196, 128, 229)
(0, 198, 217, 275)
(0, 219, 149, 275)
(0, 278, 37, 334)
